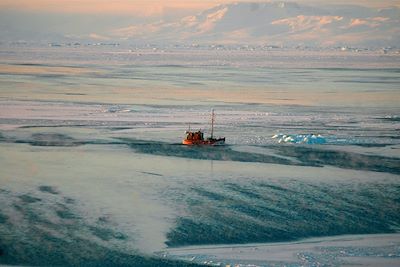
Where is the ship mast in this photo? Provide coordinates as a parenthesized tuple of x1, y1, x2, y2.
(211, 109, 215, 139)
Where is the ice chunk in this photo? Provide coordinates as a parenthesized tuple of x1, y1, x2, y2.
(272, 133, 327, 144)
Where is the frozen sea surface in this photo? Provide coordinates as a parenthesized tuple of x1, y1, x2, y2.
(164, 234, 400, 267)
(0, 46, 399, 266)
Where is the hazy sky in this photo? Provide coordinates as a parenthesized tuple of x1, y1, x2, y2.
(1, 0, 399, 44)
(1, 0, 399, 16)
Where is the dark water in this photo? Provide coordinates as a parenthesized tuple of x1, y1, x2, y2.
(0, 188, 200, 267)
(166, 180, 400, 246)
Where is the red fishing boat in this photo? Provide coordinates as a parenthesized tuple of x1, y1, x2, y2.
(182, 110, 225, 146)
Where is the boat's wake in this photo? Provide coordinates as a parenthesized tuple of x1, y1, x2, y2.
(121, 138, 400, 175)
(1, 132, 399, 174)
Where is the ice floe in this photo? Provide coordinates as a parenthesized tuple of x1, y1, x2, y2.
(272, 133, 327, 144)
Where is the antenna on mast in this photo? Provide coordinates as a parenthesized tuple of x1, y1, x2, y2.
(211, 109, 215, 139)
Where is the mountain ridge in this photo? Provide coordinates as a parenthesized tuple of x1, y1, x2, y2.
(109, 1, 400, 47)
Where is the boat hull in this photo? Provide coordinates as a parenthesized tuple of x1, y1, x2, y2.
(182, 138, 225, 146)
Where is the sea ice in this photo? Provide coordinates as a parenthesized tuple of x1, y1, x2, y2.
(272, 133, 327, 144)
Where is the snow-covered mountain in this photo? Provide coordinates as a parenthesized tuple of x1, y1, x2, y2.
(110, 1, 400, 47)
